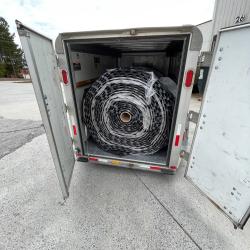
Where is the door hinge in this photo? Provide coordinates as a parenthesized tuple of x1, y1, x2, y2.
(55, 55, 60, 67)
(64, 103, 68, 113)
(180, 150, 190, 161)
(43, 95, 50, 113)
(188, 110, 199, 124)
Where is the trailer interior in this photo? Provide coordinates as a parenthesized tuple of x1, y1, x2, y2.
(65, 35, 189, 166)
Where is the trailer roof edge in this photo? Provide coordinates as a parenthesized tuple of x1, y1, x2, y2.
(55, 25, 203, 54)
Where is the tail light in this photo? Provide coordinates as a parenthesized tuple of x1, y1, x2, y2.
(89, 157, 98, 161)
(185, 70, 194, 87)
(72, 125, 77, 136)
(62, 70, 68, 84)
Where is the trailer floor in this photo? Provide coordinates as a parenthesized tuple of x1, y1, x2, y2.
(87, 138, 168, 166)
(0, 81, 250, 250)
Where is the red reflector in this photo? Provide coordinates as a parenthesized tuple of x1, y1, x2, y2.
(73, 125, 77, 135)
(62, 70, 68, 84)
(175, 135, 180, 146)
(89, 157, 98, 161)
(170, 166, 177, 170)
(185, 70, 194, 87)
(150, 166, 162, 170)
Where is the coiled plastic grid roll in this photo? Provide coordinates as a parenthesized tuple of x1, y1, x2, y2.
(83, 68, 175, 155)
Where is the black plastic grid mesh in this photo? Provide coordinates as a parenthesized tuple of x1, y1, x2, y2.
(83, 68, 175, 155)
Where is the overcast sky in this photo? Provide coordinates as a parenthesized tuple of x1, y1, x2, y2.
(0, 0, 215, 45)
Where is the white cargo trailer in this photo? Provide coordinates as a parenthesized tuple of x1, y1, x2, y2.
(16, 21, 250, 229)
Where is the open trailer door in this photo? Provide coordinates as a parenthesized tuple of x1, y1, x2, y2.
(16, 21, 75, 199)
(186, 24, 250, 229)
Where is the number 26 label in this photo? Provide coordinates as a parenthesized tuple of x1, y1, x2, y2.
(236, 15, 246, 23)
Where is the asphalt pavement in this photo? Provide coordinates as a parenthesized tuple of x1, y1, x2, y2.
(0, 81, 249, 250)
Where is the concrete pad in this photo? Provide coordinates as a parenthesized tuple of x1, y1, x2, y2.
(0, 135, 199, 250)
(0, 81, 41, 121)
(134, 94, 250, 249)
(0, 79, 249, 250)
(136, 164, 250, 250)
(0, 118, 44, 159)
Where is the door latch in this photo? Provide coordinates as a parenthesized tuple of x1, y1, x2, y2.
(180, 150, 190, 161)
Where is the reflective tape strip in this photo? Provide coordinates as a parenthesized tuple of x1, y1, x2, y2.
(150, 166, 162, 170)
(89, 157, 98, 161)
(175, 135, 180, 146)
(98, 158, 109, 163)
(170, 165, 177, 170)
(175, 124, 182, 146)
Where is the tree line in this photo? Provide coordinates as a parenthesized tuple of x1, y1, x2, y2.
(0, 17, 24, 78)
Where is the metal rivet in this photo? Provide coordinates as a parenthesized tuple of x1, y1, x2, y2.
(130, 29, 136, 35)
(190, 165, 193, 168)
(231, 192, 234, 195)
(229, 211, 232, 215)
(203, 114, 206, 118)
(218, 57, 222, 61)
(219, 47, 223, 52)
(200, 126, 203, 129)
(233, 187, 236, 191)
(224, 206, 227, 209)
(202, 121, 205, 124)
(215, 66, 219, 70)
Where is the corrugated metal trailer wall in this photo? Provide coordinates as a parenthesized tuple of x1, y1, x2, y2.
(212, 0, 250, 36)
(197, 20, 213, 52)
(194, 0, 250, 95)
